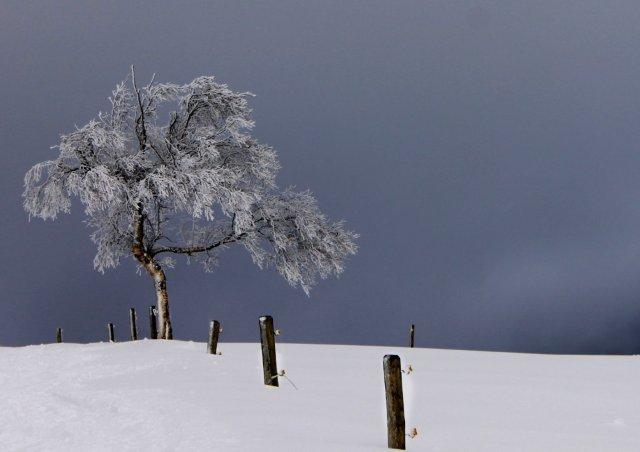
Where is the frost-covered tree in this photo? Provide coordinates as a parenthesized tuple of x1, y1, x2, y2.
(23, 68, 357, 339)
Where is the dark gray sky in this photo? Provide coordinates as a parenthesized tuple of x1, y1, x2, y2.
(2, 1, 640, 353)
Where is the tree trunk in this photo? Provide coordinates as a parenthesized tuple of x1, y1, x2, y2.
(135, 258, 173, 339)
(132, 252, 173, 339)
(137, 259, 173, 339)
(151, 265, 173, 339)
(132, 205, 173, 340)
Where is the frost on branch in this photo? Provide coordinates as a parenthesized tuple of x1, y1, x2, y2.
(23, 69, 357, 293)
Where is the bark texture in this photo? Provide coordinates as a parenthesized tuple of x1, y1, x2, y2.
(132, 207, 173, 340)
(132, 249, 173, 339)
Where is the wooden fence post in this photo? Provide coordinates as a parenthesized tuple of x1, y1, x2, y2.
(107, 323, 115, 342)
(149, 306, 157, 339)
(129, 308, 138, 341)
(409, 324, 415, 348)
(56, 327, 63, 343)
(208, 320, 221, 354)
(259, 315, 278, 387)
(383, 354, 406, 450)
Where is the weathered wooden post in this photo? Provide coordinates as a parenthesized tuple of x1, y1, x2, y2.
(259, 315, 278, 387)
(409, 324, 415, 348)
(207, 320, 221, 354)
(383, 354, 406, 450)
(107, 323, 115, 342)
(56, 327, 63, 343)
(129, 308, 138, 341)
(149, 306, 157, 339)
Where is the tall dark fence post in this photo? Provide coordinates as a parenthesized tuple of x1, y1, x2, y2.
(56, 327, 63, 343)
(107, 323, 115, 342)
(149, 306, 157, 339)
(409, 324, 415, 348)
(259, 315, 278, 387)
(208, 320, 221, 354)
(383, 354, 406, 450)
(129, 308, 138, 341)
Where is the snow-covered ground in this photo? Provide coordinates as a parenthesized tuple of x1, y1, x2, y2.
(0, 340, 637, 451)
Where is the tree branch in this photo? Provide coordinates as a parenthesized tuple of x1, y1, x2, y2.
(181, 99, 204, 140)
(131, 203, 150, 263)
(152, 232, 247, 257)
(131, 66, 148, 152)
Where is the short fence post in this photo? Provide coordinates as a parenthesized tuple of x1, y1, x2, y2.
(208, 320, 221, 354)
(129, 308, 138, 341)
(259, 315, 278, 387)
(409, 324, 415, 348)
(149, 306, 157, 339)
(383, 354, 406, 450)
(56, 327, 63, 343)
(107, 323, 115, 342)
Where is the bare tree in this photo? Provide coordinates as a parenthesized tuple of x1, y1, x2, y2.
(23, 67, 358, 339)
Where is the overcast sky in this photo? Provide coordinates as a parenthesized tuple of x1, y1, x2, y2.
(2, 1, 640, 353)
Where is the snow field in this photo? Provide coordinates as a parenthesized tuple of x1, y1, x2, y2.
(0, 340, 638, 451)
